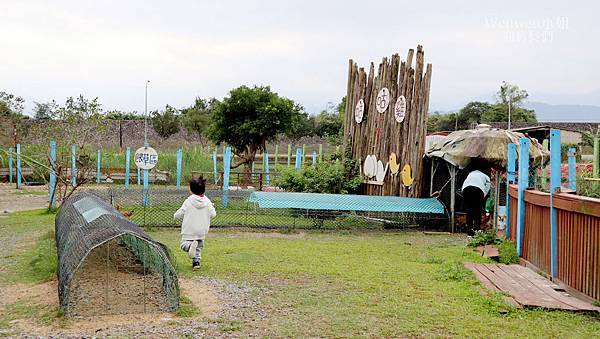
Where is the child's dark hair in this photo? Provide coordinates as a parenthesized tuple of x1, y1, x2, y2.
(189, 176, 206, 195)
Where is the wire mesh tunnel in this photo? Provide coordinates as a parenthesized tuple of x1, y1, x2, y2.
(55, 192, 179, 316)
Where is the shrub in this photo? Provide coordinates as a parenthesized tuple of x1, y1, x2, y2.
(467, 229, 499, 247)
(275, 161, 362, 194)
(498, 240, 519, 264)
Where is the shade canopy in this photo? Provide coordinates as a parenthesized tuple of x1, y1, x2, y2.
(425, 128, 549, 169)
(249, 192, 445, 214)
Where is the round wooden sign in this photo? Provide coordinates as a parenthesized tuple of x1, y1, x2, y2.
(394, 95, 407, 123)
(376, 88, 390, 113)
(134, 146, 158, 170)
(354, 99, 365, 123)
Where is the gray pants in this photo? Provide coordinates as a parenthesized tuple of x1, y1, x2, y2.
(180, 239, 204, 262)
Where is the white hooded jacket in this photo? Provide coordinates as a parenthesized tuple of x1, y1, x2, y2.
(174, 194, 217, 240)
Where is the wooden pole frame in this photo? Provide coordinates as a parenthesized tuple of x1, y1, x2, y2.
(505, 143, 517, 238)
(516, 137, 530, 256)
(549, 129, 561, 278)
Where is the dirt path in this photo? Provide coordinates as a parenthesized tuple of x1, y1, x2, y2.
(0, 276, 268, 338)
(0, 183, 48, 214)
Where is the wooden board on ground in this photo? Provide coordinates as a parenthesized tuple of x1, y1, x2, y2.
(465, 263, 600, 312)
(475, 245, 499, 258)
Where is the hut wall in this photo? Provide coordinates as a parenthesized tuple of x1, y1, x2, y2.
(343, 45, 432, 198)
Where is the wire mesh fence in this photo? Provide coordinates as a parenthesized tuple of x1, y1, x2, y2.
(86, 187, 449, 231)
(55, 192, 179, 316)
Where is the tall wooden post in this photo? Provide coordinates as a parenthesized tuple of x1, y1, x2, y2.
(541, 139, 549, 190)
(318, 144, 323, 162)
(213, 148, 218, 184)
(125, 147, 131, 190)
(449, 164, 456, 233)
(549, 130, 561, 278)
(96, 149, 101, 184)
(176, 147, 183, 191)
(567, 147, 576, 191)
(295, 148, 302, 171)
(49, 141, 57, 209)
(71, 144, 76, 187)
(8, 147, 13, 184)
(143, 169, 149, 206)
(223, 146, 232, 207)
(505, 143, 517, 239)
(516, 137, 530, 256)
(594, 137, 599, 178)
(16, 144, 21, 189)
(265, 151, 270, 186)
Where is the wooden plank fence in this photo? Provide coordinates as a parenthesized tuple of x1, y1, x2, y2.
(508, 184, 600, 301)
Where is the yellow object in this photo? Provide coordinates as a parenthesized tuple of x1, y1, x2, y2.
(401, 164, 414, 186)
(389, 153, 400, 175)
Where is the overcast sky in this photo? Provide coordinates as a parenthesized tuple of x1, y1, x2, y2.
(1, 0, 598, 116)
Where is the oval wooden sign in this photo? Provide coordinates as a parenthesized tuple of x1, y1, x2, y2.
(394, 95, 407, 123)
(376, 88, 390, 113)
(354, 99, 365, 123)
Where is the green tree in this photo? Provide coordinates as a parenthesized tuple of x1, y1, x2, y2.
(44, 95, 107, 206)
(151, 105, 181, 139)
(208, 85, 303, 173)
(106, 110, 142, 120)
(489, 81, 536, 123)
(286, 111, 315, 139)
(33, 101, 59, 120)
(181, 97, 216, 144)
(313, 103, 343, 144)
(0, 91, 27, 146)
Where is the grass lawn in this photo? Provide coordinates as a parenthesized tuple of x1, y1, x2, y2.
(1, 209, 599, 337)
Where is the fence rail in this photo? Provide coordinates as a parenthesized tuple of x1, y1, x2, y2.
(508, 184, 600, 300)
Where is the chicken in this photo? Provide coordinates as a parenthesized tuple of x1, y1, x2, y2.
(401, 164, 414, 187)
(388, 152, 400, 175)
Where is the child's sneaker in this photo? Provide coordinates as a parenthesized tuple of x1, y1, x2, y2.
(187, 240, 198, 259)
(192, 260, 201, 270)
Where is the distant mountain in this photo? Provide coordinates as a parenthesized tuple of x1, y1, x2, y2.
(525, 102, 600, 122)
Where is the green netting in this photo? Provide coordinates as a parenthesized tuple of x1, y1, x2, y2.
(248, 192, 446, 214)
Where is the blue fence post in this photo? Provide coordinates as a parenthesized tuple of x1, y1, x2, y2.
(223, 146, 231, 208)
(295, 148, 302, 171)
(212, 148, 218, 184)
(8, 147, 13, 184)
(176, 147, 183, 191)
(567, 147, 576, 191)
(71, 144, 76, 187)
(312, 151, 317, 167)
(143, 168, 149, 206)
(516, 138, 530, 256)
(506, 143, 517, 239)
(550, 129, 561, 278)
(125, 147, 131, 190)
(16, 144, 21, 189)
(137, 166, 141, 186)
(265, 151, 270, 186)
(96, 149, 101, 184)
(49, 141, 57, 209)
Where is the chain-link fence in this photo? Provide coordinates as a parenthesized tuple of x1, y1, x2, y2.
(56, 192, 179, 316)
(85, 187, 448, 231)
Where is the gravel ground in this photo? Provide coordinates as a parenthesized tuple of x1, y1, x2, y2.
(11, 276, 270, 338)
(0, 183, 48, 215)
